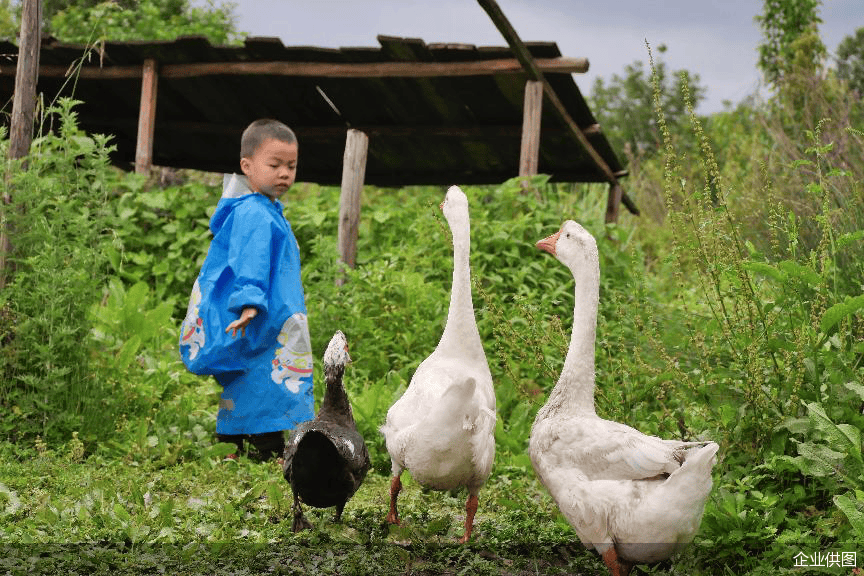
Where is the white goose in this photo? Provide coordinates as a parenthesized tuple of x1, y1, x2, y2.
(380, 185, 496, 543)
(530, 220, 718, 576)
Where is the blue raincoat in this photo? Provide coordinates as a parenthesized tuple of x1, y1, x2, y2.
(179, 175, 314, 435)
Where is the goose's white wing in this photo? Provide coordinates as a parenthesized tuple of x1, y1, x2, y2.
(532, 414, 706, 480)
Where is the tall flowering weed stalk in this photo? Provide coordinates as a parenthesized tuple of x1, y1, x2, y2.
(643, 41, 864, 568)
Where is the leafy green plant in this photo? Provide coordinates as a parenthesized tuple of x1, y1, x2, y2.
(1, 37, 863, 573)
(836, 26, 864, 96)
(755, 0, 825, 88)
(581, 40, 864, 572)
(0, 98, 123, 443)
(104, 181, 216, 315)
(776, 393, 864, 540)
(90, 279, 175, 374)
(49, 0, 244, 45)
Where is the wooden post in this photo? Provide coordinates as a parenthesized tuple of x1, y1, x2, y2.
(135, 58, 158, 174)
(519, 80, 543, 187)
(2, 0, 41, 290)
(337, 129, 368, 283)
(605, 183, 623, 223)
(8, 0, 41, 161)
(476, 0, 640, 221)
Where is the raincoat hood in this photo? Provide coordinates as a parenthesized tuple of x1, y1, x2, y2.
(210, 173, 284, 236)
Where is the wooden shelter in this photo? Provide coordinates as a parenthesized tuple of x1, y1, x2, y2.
(0, 34, 635, 207)
(1, 2, 639, 273)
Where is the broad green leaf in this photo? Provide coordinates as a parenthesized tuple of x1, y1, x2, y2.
(820, 294, 864, 333)
(105, 244, 121, 272)
(113, 502, 131, 522)
(836, 229, 864, 250)
(718, 404, 738, 427)
(836, 424, 863, 462)
(70, 135, 95, 154)
(776, 416, 809, 435)
(114, 335, 142, 372)
(207, 442, 238, 459)
(777, 260, 821, 286)
(743, 261, 784, 282)
(152, 258, 169, 276)
(844, 382, 864, 401)
(0, 482, 21, 515)
(834, 494, 864, 539)
(266, 481, 284, 507)
(238, 482, 269, 507)
(372, 210, 391, 224)
(806, 402, 863, 464)
(425, 515, 452, 535)
(792, 443, 837, 476)
(139, 191, 168, 210)
(126, 282, 151, 312)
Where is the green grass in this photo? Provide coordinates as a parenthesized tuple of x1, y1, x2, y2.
(1, 95, 862, 574)
(0, 441, 619, 575)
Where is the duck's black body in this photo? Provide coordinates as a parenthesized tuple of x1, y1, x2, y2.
(282, 331, 370, 531)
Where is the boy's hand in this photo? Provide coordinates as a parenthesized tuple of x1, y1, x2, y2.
(226, 307, 258, 338)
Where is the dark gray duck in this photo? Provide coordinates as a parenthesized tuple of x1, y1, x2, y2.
(282, 330, 370, 531)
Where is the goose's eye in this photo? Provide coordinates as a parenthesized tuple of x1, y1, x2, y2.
(565, 233, 571, 238)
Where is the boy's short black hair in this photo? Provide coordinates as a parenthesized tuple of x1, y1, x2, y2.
(240, 119, 297, 159)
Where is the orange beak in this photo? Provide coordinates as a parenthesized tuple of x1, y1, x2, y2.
(536, 230, 561, 255)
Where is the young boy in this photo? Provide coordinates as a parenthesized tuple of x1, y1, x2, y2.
(179, 119, 313, 461)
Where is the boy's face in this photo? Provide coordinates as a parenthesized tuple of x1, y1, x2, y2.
(240, 138, 298, 200)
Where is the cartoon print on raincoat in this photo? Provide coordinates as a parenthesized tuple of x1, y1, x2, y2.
(272, 312, 314, 392)
(179, 279, 205, 360)
(178, 174, 314, 435)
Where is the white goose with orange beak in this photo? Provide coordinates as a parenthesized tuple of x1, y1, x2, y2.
(530, 220, 719, 576)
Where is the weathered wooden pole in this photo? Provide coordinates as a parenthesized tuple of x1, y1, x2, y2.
(2, 0, 42, 290)
(337, 129, 368, 284)
(476, 0, 640, 222)
(8, 0, 42, 161)
(135, 58, 159, 174)
(605, 183, 623, 223)
(519, 80, 543, 187)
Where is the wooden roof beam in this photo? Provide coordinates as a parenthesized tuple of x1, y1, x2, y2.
(476, 0, 639, 219)
(23, 56, 589, 80)
(77, 117, 608, 140)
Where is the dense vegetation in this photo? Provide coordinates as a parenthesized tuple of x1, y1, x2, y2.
(0, 0, 243, 44)
(0, 76, 861, 573)
(0, 1, 862, 573)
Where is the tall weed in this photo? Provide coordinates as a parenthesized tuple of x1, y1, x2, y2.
(642, 44, 864, 566)
(0, 98, 123, 442)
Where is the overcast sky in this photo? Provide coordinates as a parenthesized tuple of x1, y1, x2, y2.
(224, 0, 863, 114)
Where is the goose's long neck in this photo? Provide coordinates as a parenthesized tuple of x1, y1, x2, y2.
(319, 364, 354, 424)
(437, 218, 482, 356)
(545, 263, 599, 416)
